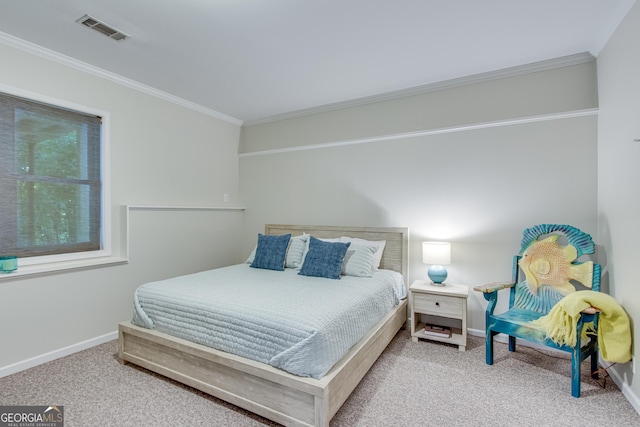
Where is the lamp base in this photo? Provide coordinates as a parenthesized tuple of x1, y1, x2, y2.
(428, 265, 447, 286)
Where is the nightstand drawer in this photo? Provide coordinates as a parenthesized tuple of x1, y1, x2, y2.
(413, 293, 463, 318)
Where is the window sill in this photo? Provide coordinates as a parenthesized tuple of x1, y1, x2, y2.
(0, 205, 244, 282)
(0, 256, 128, 281)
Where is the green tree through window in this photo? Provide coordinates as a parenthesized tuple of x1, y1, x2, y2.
(1, 92, 102, 258)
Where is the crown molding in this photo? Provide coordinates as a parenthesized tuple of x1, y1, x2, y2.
(0, 31, 243, 126)
(243, 52, 596, 127)
(0, 28, 599, 129)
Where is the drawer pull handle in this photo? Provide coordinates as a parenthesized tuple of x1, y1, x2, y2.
(435, 302, 440, 306)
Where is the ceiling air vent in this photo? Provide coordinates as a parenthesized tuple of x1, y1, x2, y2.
(76, 14, 129, 41)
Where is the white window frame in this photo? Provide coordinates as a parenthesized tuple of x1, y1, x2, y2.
(0, 84, 122, 279)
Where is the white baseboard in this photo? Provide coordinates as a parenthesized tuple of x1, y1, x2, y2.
(468, 327, 640, 415)
(608, 364, 640, 414)
(0, 330, 118, 378)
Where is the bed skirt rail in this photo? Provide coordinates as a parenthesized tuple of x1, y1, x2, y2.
(118, 299, 407, 427)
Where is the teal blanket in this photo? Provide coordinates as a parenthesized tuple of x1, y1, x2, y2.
(132, 264, 403, 378)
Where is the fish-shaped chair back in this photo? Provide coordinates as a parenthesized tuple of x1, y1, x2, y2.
(512, 224, 601, 314)
(475, 224, 604, 397)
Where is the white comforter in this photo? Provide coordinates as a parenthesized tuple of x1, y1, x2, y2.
(132, 264, 404, 378)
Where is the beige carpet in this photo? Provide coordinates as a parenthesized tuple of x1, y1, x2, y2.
(1, 331, 638, 426)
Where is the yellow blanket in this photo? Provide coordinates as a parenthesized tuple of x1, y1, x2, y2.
(531, 290, 632, 363)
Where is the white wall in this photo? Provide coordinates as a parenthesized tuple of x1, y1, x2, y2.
(240, 60, 598, 153)
(239, 61, 599, 335)
(3, 17, 636, 409)
(0, 42, 244, 370)
(597, 0, 640, 407)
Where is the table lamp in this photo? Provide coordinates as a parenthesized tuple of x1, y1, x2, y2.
(422, 242, 451, 286)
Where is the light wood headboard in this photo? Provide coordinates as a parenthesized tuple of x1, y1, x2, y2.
(265, 224, 409, 282)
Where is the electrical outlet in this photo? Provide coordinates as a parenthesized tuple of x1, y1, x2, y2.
(223, 194, 229, 202)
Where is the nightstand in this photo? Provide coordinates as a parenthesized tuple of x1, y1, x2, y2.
(409, 280, 468, 351)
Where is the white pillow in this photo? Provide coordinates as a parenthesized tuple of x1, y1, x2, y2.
(342, 244, 377, 277)
(245, 247, 256, 264)
(340, 237, 386, 269)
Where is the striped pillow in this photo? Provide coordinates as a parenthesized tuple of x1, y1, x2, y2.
(342, 244, 377, 277)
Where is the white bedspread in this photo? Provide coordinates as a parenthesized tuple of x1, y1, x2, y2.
(131, 264, 404, 378)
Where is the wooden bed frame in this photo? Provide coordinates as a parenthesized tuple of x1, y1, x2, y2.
(119, 224, 409, 427)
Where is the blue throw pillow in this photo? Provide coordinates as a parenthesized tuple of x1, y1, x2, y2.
(299, 236, 351, 279)
(250, 233, 291, 271)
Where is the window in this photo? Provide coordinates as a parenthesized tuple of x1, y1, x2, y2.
(0, 91, 103, 260)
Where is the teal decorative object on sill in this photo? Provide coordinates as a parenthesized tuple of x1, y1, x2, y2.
(0, 256, 18, 273)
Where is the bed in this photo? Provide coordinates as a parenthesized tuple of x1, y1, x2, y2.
(118, 224, 409, 427)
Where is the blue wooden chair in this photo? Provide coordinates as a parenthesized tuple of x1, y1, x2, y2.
(474, 224, 601, 397)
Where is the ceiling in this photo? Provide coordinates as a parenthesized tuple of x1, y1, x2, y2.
(0, 0, 635, 124)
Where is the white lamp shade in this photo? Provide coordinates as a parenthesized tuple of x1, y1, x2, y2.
(422, 242, 451, 265)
